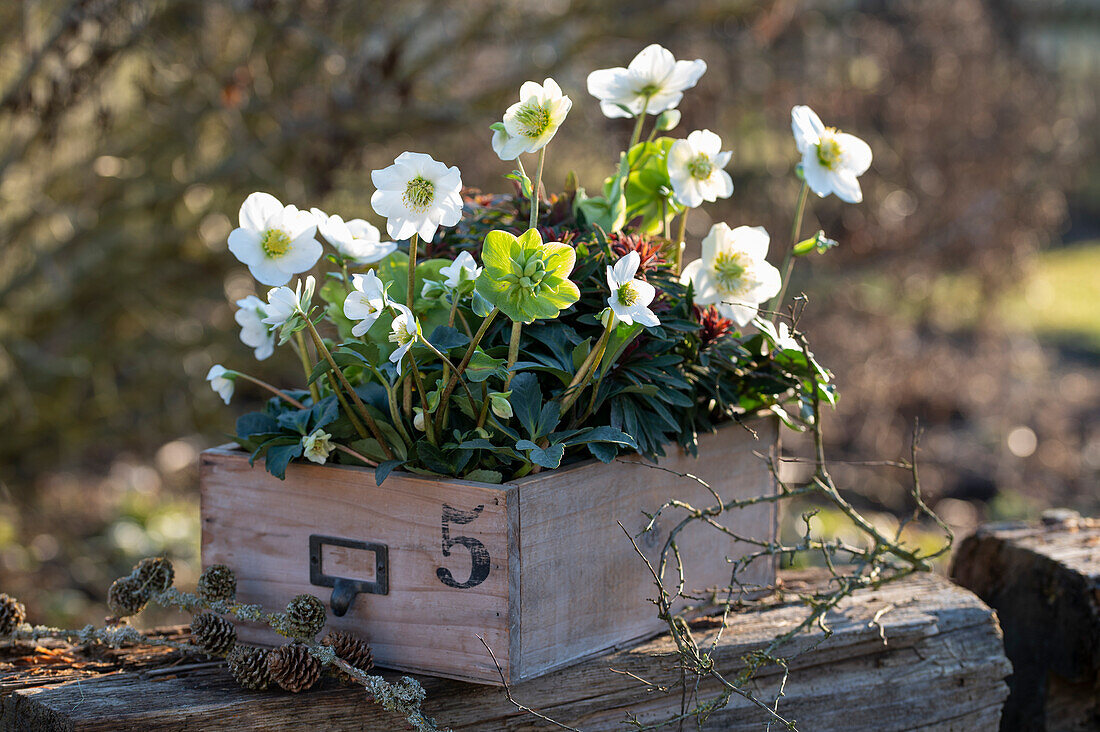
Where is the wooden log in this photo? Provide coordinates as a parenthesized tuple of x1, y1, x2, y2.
(0, 571, 1010, 731)
(951, 513, 1100, 731)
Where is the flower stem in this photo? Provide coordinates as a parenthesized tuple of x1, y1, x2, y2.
(435, 307, 499, 432)
(233, 372, 307, 410)
(628, 107, 648, 150)
(768, 181, 810, 322)
(528, 148, 545, 231)
(305, 319, 395, 460)
(293, 331, 322, 403)
(403, 233, 420, 416)
(328, 372, 368, 439)
(558, 321, 613, 414)
(334, 443, 378, 468)
(674, 212, 688, 274)
(407, 359, 436, 445)
(505, 319, 523, 389)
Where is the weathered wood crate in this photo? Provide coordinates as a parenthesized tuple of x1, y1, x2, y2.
(0, 572, 1011, 731)
(200, 420, 778, 685)
(952, 512, 1100, 731)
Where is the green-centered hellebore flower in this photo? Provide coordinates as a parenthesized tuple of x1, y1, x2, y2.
(475, 228, 580, 324)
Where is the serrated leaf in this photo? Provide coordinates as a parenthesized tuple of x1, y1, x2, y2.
(236, 412, 279, 439)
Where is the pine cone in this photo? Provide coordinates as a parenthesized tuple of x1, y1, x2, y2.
(0, 594, 26, 635)
(283, 594, 326, 639)
(134, 557, 175, 593)
(107, 576, 148, 617)
(190, 611, 237, 654)
(226, 644, 272, 690)
(322, 630, 373, 673)
(197, 564, 237, 604)
(267, 643, 322, 693)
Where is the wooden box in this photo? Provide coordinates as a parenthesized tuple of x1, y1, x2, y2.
(200, 420, 778, 685)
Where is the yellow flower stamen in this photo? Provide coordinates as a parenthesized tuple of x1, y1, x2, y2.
(816, 128, 843, 170)
(688, 154, 713, 181)
(513, 103, 551, 139)
(713, 251, 746, 292)
(261, 229, 292, 258)
(617, 282, 638, 306)
(403, 176, 435, 212)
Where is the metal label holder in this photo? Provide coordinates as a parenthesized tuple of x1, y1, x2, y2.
(308, 534, 389, 617)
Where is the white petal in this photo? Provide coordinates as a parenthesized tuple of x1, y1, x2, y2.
(371, 164, 406, 190)
(518, 80, 544, 100)
(227, 228, 263, 266)
(345, 218, 380, 241)
(586, 67, 631, 101)
(701, 223, 730, 264)
(387, 215, 420, 242)
(800, 154, 835, 199)
(718, 299, 757, 327)
(662, 58, 707, 93)
(791, 106, 824, 152)
(612, 251, 640, 282)
(631, 305, 660, 328)
(249, 257, 292, 286)
(752, 260, 782, 302)
(254, 340, 275, 361)
(688, 129, 722, 156)
(631, 278, 656, 307)
(710, 169, 734, 200)
(370, 189, 406, 219)
(837, 132, 873, 175)
(629, 44, 676, 81)
(672, 177, 703, 208)
(831, 169, 863, 204)
(606, 265, 619, 292)
(731, 226, 771, 262)
(599, 100, 637, 119)
(644, 89, 684, 114)
(239, 192, 283, 230)
(276, 236, 323, 274)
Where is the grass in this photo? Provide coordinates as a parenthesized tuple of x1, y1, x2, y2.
(998, 240, 1100, 349)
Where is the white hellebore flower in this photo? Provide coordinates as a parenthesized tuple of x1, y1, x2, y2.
(791, 105, 873, 204)
(387, 303, 421, 374)
(343, 270, 388, 337)
(228, 192, 321, 286)
(370, 152, 463, 242)
(262, 276, 316, 330)
(301, 428, 335, 465)
(494, 78, 572, 160)
(668, 130, 734, 208)
(310, 208, 397, 264)
(439, 251, 483, 291)
(206, 365, 235, 405)
(234, 295, 276, 361)
(586, 44, 707, 119)
(606, 251, 660, 327)
(681, 223, 781, 326)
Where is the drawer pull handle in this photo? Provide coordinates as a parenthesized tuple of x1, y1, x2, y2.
(308, 534, 389, 617)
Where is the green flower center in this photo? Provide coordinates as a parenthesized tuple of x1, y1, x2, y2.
(389, 319, 415, 346)
(513, 102, 552, 139)
(713, 251, 746, 292)
(816, 128, 842, 170)
(403, 176, 435, 212)
(261, 229, 292, 258)
(638, 83, 661, 97)
(617, 282, 638, 306)
(688, 154, 713, 181)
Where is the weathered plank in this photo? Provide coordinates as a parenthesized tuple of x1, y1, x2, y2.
(951, 513, 1100, 731)
(201, 448, 514, 684)
(510, 420, 777, 680)
(0, 571, 1010, 731)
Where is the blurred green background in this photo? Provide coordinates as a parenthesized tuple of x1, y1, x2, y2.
(1, 0, 1097, 627)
